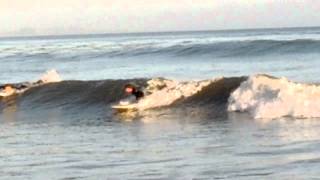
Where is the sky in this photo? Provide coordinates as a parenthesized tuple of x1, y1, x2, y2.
(1, 0, 320, 37)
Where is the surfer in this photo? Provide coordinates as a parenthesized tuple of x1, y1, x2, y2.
(112, 84, 144, 111)
(124, 84, 144, 101)
(119, 84, 144, 105)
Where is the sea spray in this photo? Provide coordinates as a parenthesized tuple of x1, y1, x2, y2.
(39, 69, 62, 83)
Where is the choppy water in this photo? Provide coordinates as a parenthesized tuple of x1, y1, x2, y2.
(2, 110, 320, 179)
(1, 27, 320, 179)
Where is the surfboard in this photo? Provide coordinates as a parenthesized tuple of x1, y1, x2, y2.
(112, 104, 138, 113)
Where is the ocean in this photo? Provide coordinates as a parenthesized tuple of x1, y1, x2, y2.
(1, 27, 320, 179)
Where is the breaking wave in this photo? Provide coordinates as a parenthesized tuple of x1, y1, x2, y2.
(228, 75, 320, 119)
(1, 73, 320, 119)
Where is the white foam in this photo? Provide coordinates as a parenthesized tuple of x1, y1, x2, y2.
(228, 75, 320, 119)
(39, 69, 62, 83)
(136, 77, 221, 110)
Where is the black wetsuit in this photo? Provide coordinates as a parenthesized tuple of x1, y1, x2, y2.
(132, 89, 144, 100)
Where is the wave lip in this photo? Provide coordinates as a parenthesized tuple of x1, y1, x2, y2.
(228, 74, 320, 119)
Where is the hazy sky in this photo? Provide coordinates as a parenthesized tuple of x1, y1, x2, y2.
(1, 0, 320, 37)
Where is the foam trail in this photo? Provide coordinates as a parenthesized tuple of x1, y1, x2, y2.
(228, 75, 320, 119)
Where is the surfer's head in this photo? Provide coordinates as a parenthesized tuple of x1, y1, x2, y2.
(124, 84, 136, 94)
(124, 83, 144, 100)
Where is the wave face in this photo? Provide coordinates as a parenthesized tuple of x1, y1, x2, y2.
(0, 77, 245, 120)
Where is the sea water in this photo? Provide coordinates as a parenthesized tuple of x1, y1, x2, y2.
(1, 27, 320, 179)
